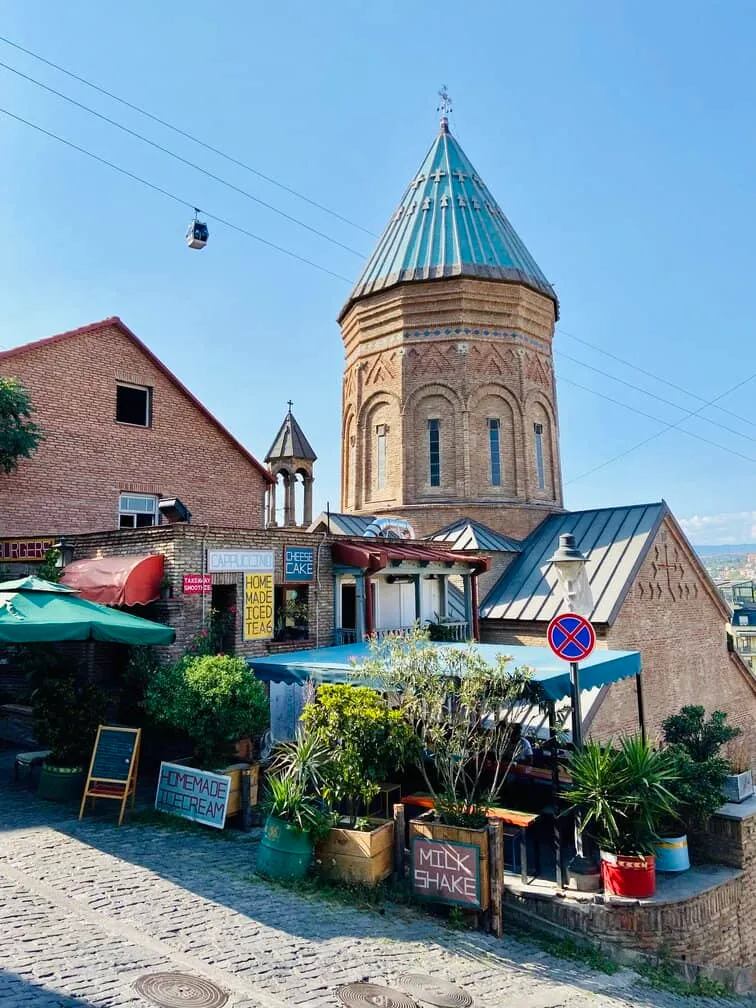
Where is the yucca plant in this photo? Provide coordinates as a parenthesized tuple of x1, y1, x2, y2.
(262, 728, 333, 841)
(564, 735, 679, 855)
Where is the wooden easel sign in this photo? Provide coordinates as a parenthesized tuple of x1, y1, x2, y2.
(79, 725, 141, 825)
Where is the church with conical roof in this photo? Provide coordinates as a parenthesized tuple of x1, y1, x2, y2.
(339, 112, 562, 539)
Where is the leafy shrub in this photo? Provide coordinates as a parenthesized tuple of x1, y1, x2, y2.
(660, 705, 739, 831)
(32, 673, 108, 767)
(144, 654, 268, 768)
(300, 684, 419, 824)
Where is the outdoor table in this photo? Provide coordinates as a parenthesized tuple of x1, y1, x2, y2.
(401, 793, 541, 884)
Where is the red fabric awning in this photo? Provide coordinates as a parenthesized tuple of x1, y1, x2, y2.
(331, 540, 489, 575)
(60, 554, 165, 606)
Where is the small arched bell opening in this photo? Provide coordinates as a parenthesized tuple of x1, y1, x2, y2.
(186, 211, 209, 250)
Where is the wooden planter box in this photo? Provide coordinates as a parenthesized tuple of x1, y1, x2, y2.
(174, 758, 259, 823)
(409, 815, 490, 910)
(219, 762, 260, 819)
(317, 818, 394, 885)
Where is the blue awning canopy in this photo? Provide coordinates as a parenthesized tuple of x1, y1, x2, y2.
(247, 642, 641, 703)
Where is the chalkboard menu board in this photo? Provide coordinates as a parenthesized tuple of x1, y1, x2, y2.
(80, 725, 141, 826)
(91, 727, 139, 781)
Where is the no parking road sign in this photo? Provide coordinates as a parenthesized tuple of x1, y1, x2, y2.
(547, 612, 596, 662)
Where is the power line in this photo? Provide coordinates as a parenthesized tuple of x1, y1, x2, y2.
(563, 368, 756, 484)
(0, 106, 352, 284)
(556, 349, 750, 441)
(0, 59, 366, 259)
(0, 34, 377, 239)
(557, 325, 756, 431)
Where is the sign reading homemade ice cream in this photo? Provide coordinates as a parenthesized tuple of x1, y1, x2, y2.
(155, 762, 231, 829)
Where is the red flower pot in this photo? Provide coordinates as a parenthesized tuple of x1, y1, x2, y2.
(600, 851, 656, 898)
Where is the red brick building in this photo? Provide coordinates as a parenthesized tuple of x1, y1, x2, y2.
(0, 317, 272, 540)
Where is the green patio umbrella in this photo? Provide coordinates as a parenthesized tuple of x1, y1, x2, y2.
(0, 576, 175, 645)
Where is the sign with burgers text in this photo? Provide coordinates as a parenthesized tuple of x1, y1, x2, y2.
(244, 571, 274, 640)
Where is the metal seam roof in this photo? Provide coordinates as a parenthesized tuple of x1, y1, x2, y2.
(265, 409, 317, 462)
(341, 119, 558, 318)
(480, 502, 667, 625)
(428, 517, 522, 553)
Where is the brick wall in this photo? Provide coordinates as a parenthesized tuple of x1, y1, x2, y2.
(505, 804, 756, 988)
(66, 525, 334, 663)
(0, 319, 269, 537)
(339, 277, 565, 536)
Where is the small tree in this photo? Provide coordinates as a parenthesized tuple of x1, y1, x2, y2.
(660, 705, 739, 831)
(32, 673, 108, 768)
(0, 377, 43, 474)
(300, 684, 418, 825)
(145, 653, 268, 768)
(360, 629, 537, 826)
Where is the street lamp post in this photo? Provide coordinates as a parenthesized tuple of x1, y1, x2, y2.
(547, 533, 601, 891)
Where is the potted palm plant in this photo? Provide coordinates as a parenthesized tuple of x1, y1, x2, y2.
(724, 741, 754, 804)
(564, 735, 678, 898)
(256, 730, 332, 881)
(300, 684, 418, 885)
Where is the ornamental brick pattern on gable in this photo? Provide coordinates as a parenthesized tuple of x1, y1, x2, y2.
(0, 318, 271, 537)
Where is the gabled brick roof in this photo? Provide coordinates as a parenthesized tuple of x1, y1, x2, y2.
(0, 317, 274, 485)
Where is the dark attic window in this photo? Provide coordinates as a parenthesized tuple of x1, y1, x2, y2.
(116, 383, 151, 426)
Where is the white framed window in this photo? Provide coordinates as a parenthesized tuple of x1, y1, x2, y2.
(534, 422, 545, 490)
(376, 424, 387, 491)
(116, 383, 151, 426)
(488, 418, 501, 486)
(119, 494, 159, 528)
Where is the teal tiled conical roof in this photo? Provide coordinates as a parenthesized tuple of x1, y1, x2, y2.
(343, 117, 557, 317)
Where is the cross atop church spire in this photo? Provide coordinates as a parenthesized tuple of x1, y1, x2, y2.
(437, 86, 452, 133)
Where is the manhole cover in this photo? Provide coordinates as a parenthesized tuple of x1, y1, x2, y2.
(396, 975, 473, 1008)
(134, 972, 228, 1008)
(337, 982, 417, 1008)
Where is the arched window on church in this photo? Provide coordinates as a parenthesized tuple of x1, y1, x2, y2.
(534, 422, 545, 490)
(428, 418, 441, 487)
(376, 424, 387, 491)
(488, 418, 501, 486)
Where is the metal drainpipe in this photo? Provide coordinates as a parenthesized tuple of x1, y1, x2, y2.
(471, 572, 480, 641)
(314, 530, 327, 647)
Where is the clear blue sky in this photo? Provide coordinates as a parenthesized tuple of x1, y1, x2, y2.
(2, 1, 756, 544)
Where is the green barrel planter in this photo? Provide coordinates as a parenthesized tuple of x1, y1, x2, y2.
(37, 763, 85, 802)
(256, 814, 313, 880)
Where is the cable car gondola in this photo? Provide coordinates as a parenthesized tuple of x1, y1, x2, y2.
(186, 210, 208, 250)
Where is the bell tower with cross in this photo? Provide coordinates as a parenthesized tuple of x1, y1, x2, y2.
(265, 402, 317, 527)
(338, 93, 564, 538)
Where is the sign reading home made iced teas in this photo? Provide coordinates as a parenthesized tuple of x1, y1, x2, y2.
(155, 762, 231, 829)
(411, 838, 482, 908)
(244, 571, 274, 640)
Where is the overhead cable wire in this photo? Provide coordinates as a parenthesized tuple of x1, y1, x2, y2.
(556, 350, 750, 441)
(5, 32, 753, 445)
(0, 59, 366, 259)
(557, 325, 756, 431)
(562, 368, 756, 483)
(0, 106, 352, 283)
(0, 34, 377, 238)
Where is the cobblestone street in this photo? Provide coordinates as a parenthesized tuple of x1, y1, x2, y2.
(0, 754, 746, 1008)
